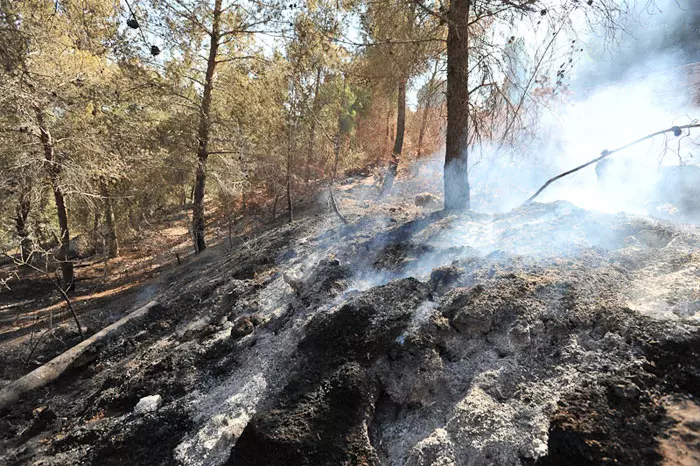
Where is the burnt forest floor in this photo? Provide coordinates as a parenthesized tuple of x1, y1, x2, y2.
(1, 169, 699, 466)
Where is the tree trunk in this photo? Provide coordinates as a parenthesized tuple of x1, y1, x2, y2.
(287, 104, 296, 223)
(36, 109, 74, 289)
(380, 79, 407, 195)
(287, 149, 293, 223)
(378, 99, 393, 166)
(14, 185, 32, 261)
(192, 0, 222, 254)
(101, 181, 119, 258)
(272, 192, 279, 220)
(306, 66, 323, 184)
(444, 0, 471, 211)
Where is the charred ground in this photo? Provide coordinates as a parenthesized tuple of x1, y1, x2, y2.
(1, 177, 699, 466)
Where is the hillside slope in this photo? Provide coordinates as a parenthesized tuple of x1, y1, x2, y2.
(1, 178, 699, 466)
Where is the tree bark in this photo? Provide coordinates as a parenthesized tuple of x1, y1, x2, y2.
(379, 98, 393, 166)
(287, 92, 297, 223)
(272, 192, 279, 220)
(380, 78, 407, 195)
(14, 185, 32, 261)
(444, 0, 471, 211)
(36, 108, 74, 289)
(192, 0, 222, 254)
(287, 149, 293, 223)
(306, 66, 323, 184)
(0, 300, 157, 411)
(101, 181, 119, 258)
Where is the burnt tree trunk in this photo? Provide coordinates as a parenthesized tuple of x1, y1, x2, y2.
(306, 66, 323, 184)
(287, 97, 297, 224)
(379, 98, 393, 166)
(444, 0, 471, 211)
(287, 151, 293, 224)
(192, 0, 222, 254)
(272, 192, 279, 220)
(101, 181, 119, 258)
(14, 186, 32, 261)
(36, 109, 74, 289)
(416, 103, 429, 159)
(380, 79, 407, 195)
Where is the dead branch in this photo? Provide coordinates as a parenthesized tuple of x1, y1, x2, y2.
(0, 300, 158, 411)
(328, 76, 349, 225)
(3, 252, 84, 341)
(329, 187, 348, 225)
(523, 123, 700, 205)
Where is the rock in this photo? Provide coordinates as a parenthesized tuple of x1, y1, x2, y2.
(415, 192, 441, 209)
(134, 395, 162, 415)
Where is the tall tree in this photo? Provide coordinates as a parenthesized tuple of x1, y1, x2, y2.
(152, 0, 285, 252)
(413, 0, 628, 210)
(192, 0, 223, 253)
(444, 0, 471, 210)
(0, 0, 121, 287)
(36, 108, 74, 287)
(359, 0, 442, 195)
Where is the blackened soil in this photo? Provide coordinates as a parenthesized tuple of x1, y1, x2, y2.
(229, 278, 430, 466)
(535, 328, 700, 466)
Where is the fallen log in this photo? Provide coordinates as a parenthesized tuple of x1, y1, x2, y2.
(522, 123, 700, 205)
(0, 300, 159, 411)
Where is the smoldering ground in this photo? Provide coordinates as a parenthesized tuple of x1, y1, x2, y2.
(2, 2, 700, 466)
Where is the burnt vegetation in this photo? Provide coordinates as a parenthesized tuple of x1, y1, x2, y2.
(2, 0, 700, 465)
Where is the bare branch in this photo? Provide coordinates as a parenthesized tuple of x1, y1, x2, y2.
(523, 124, 700, 205)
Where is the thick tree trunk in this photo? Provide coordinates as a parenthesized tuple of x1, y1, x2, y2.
(101, 181, 119, 258)
(380, 79, 407, 195)
(444, 0, 471, 211)
(36, 109, 74, 289)
(0, 300, 157, 411)
(192, 0, 222, 254)
(14, 186, 32, 261)
(306, 66, 323, 184)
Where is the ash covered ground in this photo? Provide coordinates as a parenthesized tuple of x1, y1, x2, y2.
(1, 169, 700, 466)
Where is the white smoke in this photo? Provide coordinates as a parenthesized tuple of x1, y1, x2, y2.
(463, 0, 700, 217)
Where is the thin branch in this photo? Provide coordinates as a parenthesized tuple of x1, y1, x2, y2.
(215, 55, 262, 64)
(3, 252, 84, 341)
(523, 124, 700, 205)
(412, 0, 453, 27)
